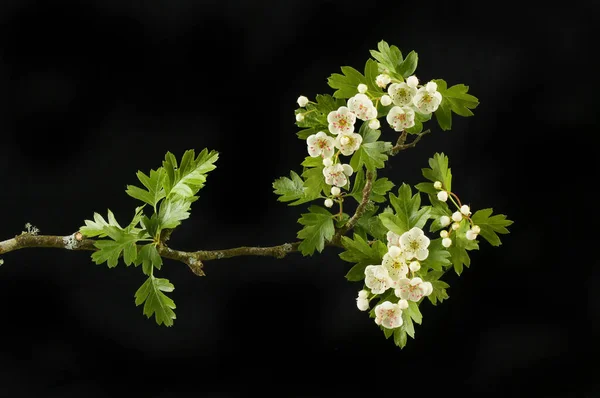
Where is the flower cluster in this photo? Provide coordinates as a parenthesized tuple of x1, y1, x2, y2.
(357, 226, 434, 329)
(432, 180, 481, 247)
(297, 73, 443, 210)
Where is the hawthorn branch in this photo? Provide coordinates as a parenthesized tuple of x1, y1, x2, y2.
(390, 129, 431, 156)
(0, 127, 429, 276)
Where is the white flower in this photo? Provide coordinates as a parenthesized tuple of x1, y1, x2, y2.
(388, 82, 417, 107)
(472, 225, 481, 234)
(330, 186, 341, 196)
(386, 106, 415, 131)
(442, 237, 452, 247)
(460, 204, 471, 216)
(452, 211, 463, 222)
(440, 230, 449, 238)
(327, 106, 356, 135)
(380, 94, 392, 106)
(306, 132, 335, 158)
(433, 181, 442, 190)
(296, 113, 304, 122)
(323, 163, 352, 187)
(382, 250, 409, 282)
(440, 215, 451, 227)
(412, 82, 442, 114)
(466, 229, 477, 240)
(452, 222, 460, 230)
(409, 261, 421, 272)
(335, 132, 363, 156)
(394, 277, 433, 302)
(386, 230, 401, 247)
(357, 83, 368, 94)
(356, 290, 370, 311)
(406, 75, 419, 88)
(324, 198, 334, 208)
(374, 301, 404, 329)
(437, 190, 448, 202)
(364, 265, 392, 294)
(376, 73, 391, 88)
(399, 227, 430, 261)
(297, 95, 309, 107)
(347, 94, 377, 121)
(368, 118, 381, 130)
(323, 157, 333, 167)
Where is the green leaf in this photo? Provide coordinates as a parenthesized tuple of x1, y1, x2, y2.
(421, 152, 452, 192)
(421, 238, 452, 272)
(158, 197, 193, 230)
(125, 168, 166, 208)
(272, 170, 306, 205)
(369, 40, 404, 81)
(382, 183, 431, 235)
(340, 234, 386, 281)
(91, 226, 140, 268)
(426, 270, 450, 305)
(137, 244, 163, 276)
(327, 65, 367, 99)
(80, 209, 123, 238)
(364, 59, 384, 94)
(407, 301, 422, 325)
(371, 177, 395, 203)
(393, 327, 408, 349)
(300, 156, 329, 201)
(398, 50, 418, 78)
(134, 276, 176, 327)
(349, 123, 393, 172)
(432, 79, 479, 131)
(162, 148, 219, 199)
(401, 310, 415, 338)
(471, 208, 514, 247)
(297, 205, 336, 256)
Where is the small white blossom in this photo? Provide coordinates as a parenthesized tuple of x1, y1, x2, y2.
(386, 230, 401, 247)
(335, 132, 363, 156)
(296, 113, 304, 122)
(440, 230, 449, 238)
(433, 181, 442, 190)
(330, 186, 341, 196)
(374, 301, 404, 329)
(380, 94, 392, 106)
(342, 164, 353, 176)
(406, 75, 419, 88)
(388, 82, 417, 106)
(297, 95, 309, 107)
(412, 82, 443, 114)
(440, 215, 451, 227)
(409, 261, 421, 272)
(324, 198, 334, 208)
(376, 73, 391, 88)
(442, 237, 452, 247)
(460, 204, 471, 216)
(323, 157, 333, 167)
(307, 132, 335, 158)
(357, 83, 368, 94)
(382, 249, 409, 281)
(347, 94, 377, 121)
(386, 106, 415, 131)
(399, 227, 430, 261)
(368, 118, 381, 130)
(327, 106, 356, 135)
(397, 299, 409, 310)
(323, 163, 352, 187)
(437, 190, 448, 202)
(452, 211, 463, 222)
(452, 222, 460, 230)
(466, 229, 478, 240)
(364, 265, 392, 294)
(356, 290, 370, 311)
(472, 225, 481, 234)
(395, 277, 433, 302)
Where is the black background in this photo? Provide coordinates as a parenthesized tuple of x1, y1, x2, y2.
(0, 1, 597, 397)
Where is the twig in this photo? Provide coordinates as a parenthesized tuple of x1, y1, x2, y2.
(390, 129, 431, 156)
